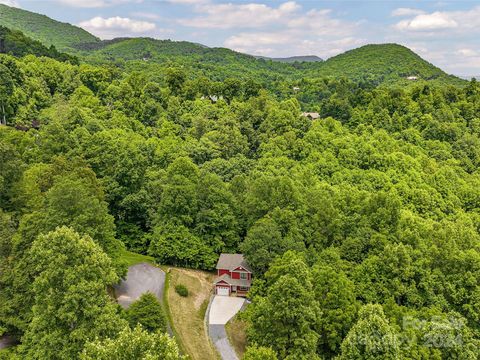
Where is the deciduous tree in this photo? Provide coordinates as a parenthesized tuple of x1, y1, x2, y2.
(81, 325, 185, 360)
(20, 227, 126, 359)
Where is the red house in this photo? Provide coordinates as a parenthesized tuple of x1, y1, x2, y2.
(213, 254, 252, 297)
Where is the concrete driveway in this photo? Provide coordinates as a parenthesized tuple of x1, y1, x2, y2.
(209, 296, 245, 325)
(208, 296, 246, 360)
(114, 262, 165, 309)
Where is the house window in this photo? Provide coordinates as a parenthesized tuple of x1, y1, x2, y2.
(239, 286, 249, 291)
(240, 272, 247, 280)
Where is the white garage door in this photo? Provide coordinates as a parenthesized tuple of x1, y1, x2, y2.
(216, 286, 230, 296)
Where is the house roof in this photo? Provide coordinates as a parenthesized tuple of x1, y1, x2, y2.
(213, 273, 251, 287)
(216, 253, 252, 272)
(302, 112, 320, 119)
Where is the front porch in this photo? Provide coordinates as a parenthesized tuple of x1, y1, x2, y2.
(231, 289, 249, 297)
(230, 285, 249, 297)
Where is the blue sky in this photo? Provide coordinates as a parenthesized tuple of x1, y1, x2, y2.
(2, 0, 480, 75)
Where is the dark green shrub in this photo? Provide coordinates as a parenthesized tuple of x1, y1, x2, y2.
(175, 284, 188, 297)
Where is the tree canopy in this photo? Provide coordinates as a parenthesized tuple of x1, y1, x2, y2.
(0, 18, 479, 359)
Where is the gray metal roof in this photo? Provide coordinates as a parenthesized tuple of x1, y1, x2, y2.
(215, 253, 252, 272)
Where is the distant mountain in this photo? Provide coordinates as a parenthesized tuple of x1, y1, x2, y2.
(69, 37, 308, 82)
(310, 44, 463, 86)
(0, 5, 464, 86)
(0, 4, 98, 50)
(74, 37, 218, 60)
(0, 26, 77, 62)
(256, 55, 323, 63)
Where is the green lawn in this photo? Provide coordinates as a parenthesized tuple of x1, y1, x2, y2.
(120, 250, 154, 267)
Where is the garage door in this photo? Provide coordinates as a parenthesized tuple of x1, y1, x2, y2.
(216, 286, 230, 296)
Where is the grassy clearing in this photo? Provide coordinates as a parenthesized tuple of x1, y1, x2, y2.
(119, 250, 154, 267)
(198, 298, 209, 320)
(166, 268, 218, 360)
(226, 315, 248, 358)
(163, 270, 189, 357)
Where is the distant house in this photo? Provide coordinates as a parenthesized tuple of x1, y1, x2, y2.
(213, 254, 252, 297)
(407, 76, 419, 81)
(301, 112, 320, 120)
(293, 86, 300, 91)
(200, 95, 220, 103)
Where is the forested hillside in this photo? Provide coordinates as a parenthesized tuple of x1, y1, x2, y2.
(0, 26, 77, 63)
(256, 55, 324, 63)
(0, 4, 98, 50)
(74, 37, 304, 81)
(1, 46, 480, 358)
(1, 7, 480, 360)
(0, 4, 464, 87)
(307, 44, 463, 86)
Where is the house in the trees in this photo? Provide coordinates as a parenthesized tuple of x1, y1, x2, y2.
(213, 254, 252, 297)
(301, 112, 320, 120)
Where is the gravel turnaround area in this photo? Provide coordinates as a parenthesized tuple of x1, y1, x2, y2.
(115, 262, 166, 309)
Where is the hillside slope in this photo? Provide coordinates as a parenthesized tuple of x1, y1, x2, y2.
(0, 26, 77, 62)
(256, 55, 323, 63)
(0, 4, 98, 50)
(0, 5, 464, 86)
(75, 37, 212, 59)
(75, 37, 304, 81)
(313, 44, 462, 86)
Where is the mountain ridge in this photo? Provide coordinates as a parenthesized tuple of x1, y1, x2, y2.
(307, 43, 463, 86)
(0, 25, 78, 62)
(0, 4, 98, 50)
(0, 4, 464, 86)
(255, 55, 323, 63)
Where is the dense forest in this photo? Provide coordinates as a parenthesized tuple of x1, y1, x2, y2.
(1, 4, 480, 360)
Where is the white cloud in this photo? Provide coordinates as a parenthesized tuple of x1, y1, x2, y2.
(223, 7, 364, 58)
(386, 5, 480, 75)
(226, 31, 363, 58)
(395, 12, 457, 31)
(79, 16, 156, 38)
(455, 48, 477, 57)
(394, 7, 480, 33)
(0, 0, 19, 7)
(167, 0, 210, 4)
(131, 12, 161, 20)
(226, 32, 289, 49)
(391, 8, 425, 17)
(177, 0, 364, 57)
(179, 1, 300, 29)
(55, 0, 142, 8)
